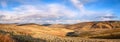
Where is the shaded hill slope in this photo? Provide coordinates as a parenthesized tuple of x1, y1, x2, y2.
(67, 21, 120, 30)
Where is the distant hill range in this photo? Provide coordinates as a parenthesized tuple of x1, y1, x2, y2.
(1, 21, 120, 30)
(67, 21, 120, 30)
(19, 21, 120, 30)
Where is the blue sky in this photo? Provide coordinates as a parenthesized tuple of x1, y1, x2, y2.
(0, 0, 120, 24)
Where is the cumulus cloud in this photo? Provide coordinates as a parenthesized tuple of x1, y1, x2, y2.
(70, 0, 85, 12)
(70, 0, 96, 17)
(0, 4, 78, 24)
(70, 0, 99, 15)
(70, 0, 116, 21)
(0, 0, 117, 24)
(96, 13, 117, 21)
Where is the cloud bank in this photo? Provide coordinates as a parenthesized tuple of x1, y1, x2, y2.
(0, 4, 78, 24)
(0, 0, 117, 24)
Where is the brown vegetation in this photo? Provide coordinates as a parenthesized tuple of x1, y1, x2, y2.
(67, 21, 120, 30)
(0, 21, 120, 42)
(0, 34, 15, 42)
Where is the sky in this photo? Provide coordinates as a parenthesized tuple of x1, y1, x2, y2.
(0, 0, 120, 24)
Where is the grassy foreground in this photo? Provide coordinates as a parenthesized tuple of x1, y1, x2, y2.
(0, 24, 120, 42)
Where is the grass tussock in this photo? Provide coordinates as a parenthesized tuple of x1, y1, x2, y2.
(0, 34, 15, 42)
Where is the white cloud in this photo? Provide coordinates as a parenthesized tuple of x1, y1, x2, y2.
(98, 13, 116, 21)
(70, 0, 116, 21)
(70, 0, 85, 12)
(0, 0, 117, 24)
(70, 0, 98, 17)
(0, 4, 78, 24)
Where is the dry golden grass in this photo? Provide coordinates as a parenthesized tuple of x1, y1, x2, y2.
(67, 28, 120, 39)
(0, 34, 15, 42)
(67, 21, 120, 30)
(0, 23, 120, 42)
(0, 24, 73, 36)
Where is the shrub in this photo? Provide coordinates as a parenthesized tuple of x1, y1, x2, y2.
(0, 34, 15, 42)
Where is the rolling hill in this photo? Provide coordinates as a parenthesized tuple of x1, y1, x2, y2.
(0, 21, 120, 42)
(67, 21, 120, 30)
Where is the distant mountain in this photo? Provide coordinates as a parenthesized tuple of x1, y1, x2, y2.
(41, 24, 52, 26)
(17, 23, 42, 26)
(47, 24, 69, 28)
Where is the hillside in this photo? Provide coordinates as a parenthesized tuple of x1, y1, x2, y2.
(0, 21, 120, 42)
(47, 24, 68, 28)
(67, 21, 120, 30)
(66, 21, 120, 39)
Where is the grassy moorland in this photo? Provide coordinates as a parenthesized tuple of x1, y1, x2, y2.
(0, 21, 120, 42)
